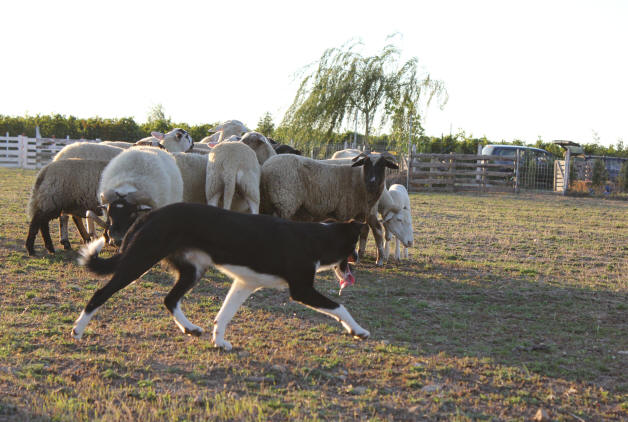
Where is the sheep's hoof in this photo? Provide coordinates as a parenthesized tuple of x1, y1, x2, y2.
(26, 246, 35, 256)
(61, 240, 72, 250)
(45, 245, 56, 254)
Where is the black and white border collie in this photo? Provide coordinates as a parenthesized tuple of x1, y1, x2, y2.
(72, 202, 369, 350)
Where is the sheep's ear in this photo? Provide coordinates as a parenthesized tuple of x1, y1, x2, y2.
(352, 157, 367, 167)
(151, 131, 165, 140)
(384, 159, 399, 170)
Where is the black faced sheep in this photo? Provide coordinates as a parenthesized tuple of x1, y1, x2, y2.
(260, 153, 398, 265)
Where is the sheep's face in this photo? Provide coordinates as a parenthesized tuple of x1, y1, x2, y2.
(352, 155, 399, 196)
(104, 199, 152, 246)
(152, 128, 193, 153)
(382, 208, 414, 247)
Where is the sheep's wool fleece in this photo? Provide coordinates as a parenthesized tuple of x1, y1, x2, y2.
(53, 142, 124, 162)
(261, 154, 370, 221)
(28, 159, 108, 220)
(99, 147, 183, 208)
(173, 153, 208, 204)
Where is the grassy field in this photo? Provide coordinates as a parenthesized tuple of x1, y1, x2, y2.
(0, 167, 627, 421)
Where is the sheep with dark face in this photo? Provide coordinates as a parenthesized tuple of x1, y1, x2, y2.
(260, 153, 398, 266)
(328, 151, 413, 264)
(98, 147, 183, 246)
(267, 137, 302, 155)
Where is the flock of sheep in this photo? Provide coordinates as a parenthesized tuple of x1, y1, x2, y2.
(25, 120, 414, 269)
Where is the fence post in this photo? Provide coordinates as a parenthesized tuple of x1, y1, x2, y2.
(17, 135, 27, 169)
(515, 150, 521, 193)
(429, 157, 436, 191)
(563, 148, 571, 195)
(448, 152, 455, 192)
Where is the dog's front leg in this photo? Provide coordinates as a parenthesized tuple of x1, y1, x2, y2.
(290, 284, 370, 339)
(213, 280, 254, 351)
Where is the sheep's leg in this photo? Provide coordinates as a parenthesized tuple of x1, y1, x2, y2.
(41, 220, 55, 254)
(86, 216, 96, 241)
(367, 213, 385, 266)
(394, 237, 401, 261)
(222, 179, 236, 211)
(164, 258, 205, 336)
(207, 192, 221, 207)
(358, 224, 369, 260)
(72, 216, 90, 244)
(59, 215, 71, 250)
(212, 280, 254, 351)
(25, 217, 42, 256)
(382, 226, 391, 261)
(246, 198, 259, 214)
(403, 244, 409, 259)
(289, 280, 369, 339)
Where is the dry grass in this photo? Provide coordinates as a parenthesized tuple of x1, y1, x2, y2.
(0, 167, 626, 421)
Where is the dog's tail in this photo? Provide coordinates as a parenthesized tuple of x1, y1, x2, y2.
(77, 237, 121, 275)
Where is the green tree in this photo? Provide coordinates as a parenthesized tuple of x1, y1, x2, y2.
(591, 159, 609, 187)
(256, 112, 275, 137)
(282, 37, 446, 151)
(618, 161, 628, 192)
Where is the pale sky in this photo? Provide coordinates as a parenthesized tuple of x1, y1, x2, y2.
(2, 0, 626, 146)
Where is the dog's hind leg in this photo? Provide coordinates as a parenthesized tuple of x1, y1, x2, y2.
(289, 281, 370, 339)
(164, 257, 205, 337)
(212, 280, 254, 351)
(72, 255, 161, 339)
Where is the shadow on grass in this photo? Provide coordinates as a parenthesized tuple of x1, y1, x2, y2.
(346, 257, 628, 392)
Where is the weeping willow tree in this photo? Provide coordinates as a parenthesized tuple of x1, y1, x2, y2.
(282, 38, 447, 152)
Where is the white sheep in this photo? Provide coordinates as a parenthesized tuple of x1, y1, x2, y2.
(205, 142, 260, 214)
(199, 120, 249, 144)
(54, 142, 125, 162)
(101, 141, 133, 149)
(260, 153, 398, 265)
(135, 128, 193, 152)
(240, 131, 276, 165)
(331, 148, 363, 159)
(383, 184, 414, 260)
(172, 152, 208, 204)
(99, 146, 183, 245)
(25, 159, 109, 255)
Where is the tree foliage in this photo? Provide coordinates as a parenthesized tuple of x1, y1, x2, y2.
(592, 159, 609, 187)
(282, 38, 447, 151)
(256, 112, 275, 137)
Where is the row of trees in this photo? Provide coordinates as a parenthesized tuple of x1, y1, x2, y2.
(0, 106, 217, 143)
(2, 111, 626, 159)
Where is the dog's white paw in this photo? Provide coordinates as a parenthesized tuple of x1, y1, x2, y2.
(352, 328, 370, 339)
(213, 338, 232, 351)
(71, 327, 83, 340)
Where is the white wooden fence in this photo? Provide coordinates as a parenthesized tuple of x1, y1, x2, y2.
(0, 134, 100, 169)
